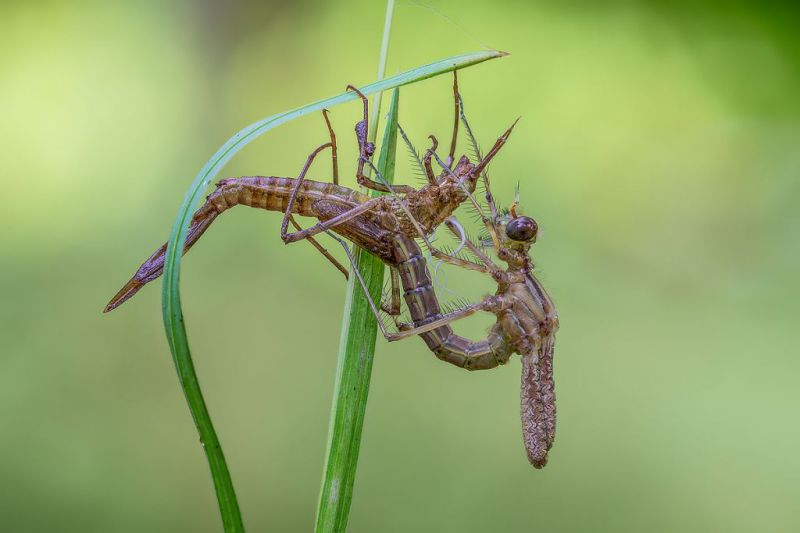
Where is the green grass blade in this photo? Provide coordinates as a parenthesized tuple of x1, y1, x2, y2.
(315, 87, 401, 533)
(160, 50, 505, 532)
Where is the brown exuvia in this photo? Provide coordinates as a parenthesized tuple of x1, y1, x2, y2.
(106, 75, 559, 468)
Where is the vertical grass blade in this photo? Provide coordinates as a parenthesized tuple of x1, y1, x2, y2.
(164, 326, 244, 531)
(315, 86, 400, 533)
(314, 4, 396, 529)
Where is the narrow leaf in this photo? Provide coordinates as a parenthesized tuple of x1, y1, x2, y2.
(315, 87, 400, 532)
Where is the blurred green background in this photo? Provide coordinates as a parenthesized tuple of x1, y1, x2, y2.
(2, 0, 798, 531)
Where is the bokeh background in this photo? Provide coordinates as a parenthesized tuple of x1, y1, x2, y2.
(2, 0, 798, 531)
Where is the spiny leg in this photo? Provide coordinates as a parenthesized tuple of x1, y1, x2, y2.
(347, 84, 415, 194)
(458, 93, 499, 220)
(471, 120, 520, 251)
(473, 119, 511, 251)
(397, 124, 428, 183)
(393, 74, 458, 180)
(430, 118, 519, 253)
(458, 104, 521, 252)
(427, 247, 490, 273)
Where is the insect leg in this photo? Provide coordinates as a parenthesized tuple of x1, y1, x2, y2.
(458, 93, 499, 220)
(427, 245, 490, 273)
(323, 230, 396, 339)
(443, 217, 498, 270)
(328, 230, 492, 342)
(288, 217, 348, 279)
(282, 195, 384, 244)
(321, 109, 339, 185)
(277, 143, 385, 253)
(274, 113, 352, 277)
(276, 140, 348, 277)
(431, 138, 505, 251)
(471, 117, 520, 178)
(379, 267, 406, 329)
(346, 84, 415, 194)
(383, 301, 488, 341)
(446, 71, 459, 169)
(422, 135, 439, 184)
(381, 267, 401, 316)
(456, 105, 521, 254)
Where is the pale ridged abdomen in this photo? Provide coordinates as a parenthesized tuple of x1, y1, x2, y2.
(389, 234, 511, 370)
(211, 176, 367, 218)
(105, 176, 370, 311)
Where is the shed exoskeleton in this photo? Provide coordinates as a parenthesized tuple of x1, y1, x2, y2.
(105, 75, 559, 467)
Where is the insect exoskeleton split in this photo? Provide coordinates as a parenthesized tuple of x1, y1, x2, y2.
(106, 73, 559, 468)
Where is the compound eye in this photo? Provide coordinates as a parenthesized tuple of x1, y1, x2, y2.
(505, 216, 538, 242)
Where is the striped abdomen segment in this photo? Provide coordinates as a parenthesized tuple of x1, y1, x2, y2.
(105, 176, 368, 311)
(520, 338, 555, 469)
(510, 274, 557, 469)
(209, 176, 367, 217)
(390, 234, 511, 370)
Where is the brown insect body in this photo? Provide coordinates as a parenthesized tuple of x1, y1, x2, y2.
(104, 159, 477, 309)
(386, 155, 478, 235)
(105, 79, 559, 468)
(105, 151, 483, 311)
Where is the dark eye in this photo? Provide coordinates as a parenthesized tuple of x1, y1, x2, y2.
(505, 216, 538, 241)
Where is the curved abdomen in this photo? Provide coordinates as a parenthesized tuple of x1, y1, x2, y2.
(105, 176, 369, 312)
(389, 234, 511, 370)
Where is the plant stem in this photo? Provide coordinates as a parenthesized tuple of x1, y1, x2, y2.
(369, 0, 395, 140)
(162, 326, 244, 531)
(315, 3, 397, 530)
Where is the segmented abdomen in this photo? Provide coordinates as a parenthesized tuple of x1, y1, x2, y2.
(210, 176, 368, 217)
(104, 176, 370, 312)
(390, 234, 511, 370)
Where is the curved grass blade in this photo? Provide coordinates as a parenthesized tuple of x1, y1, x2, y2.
(161, 50, 506, 532)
